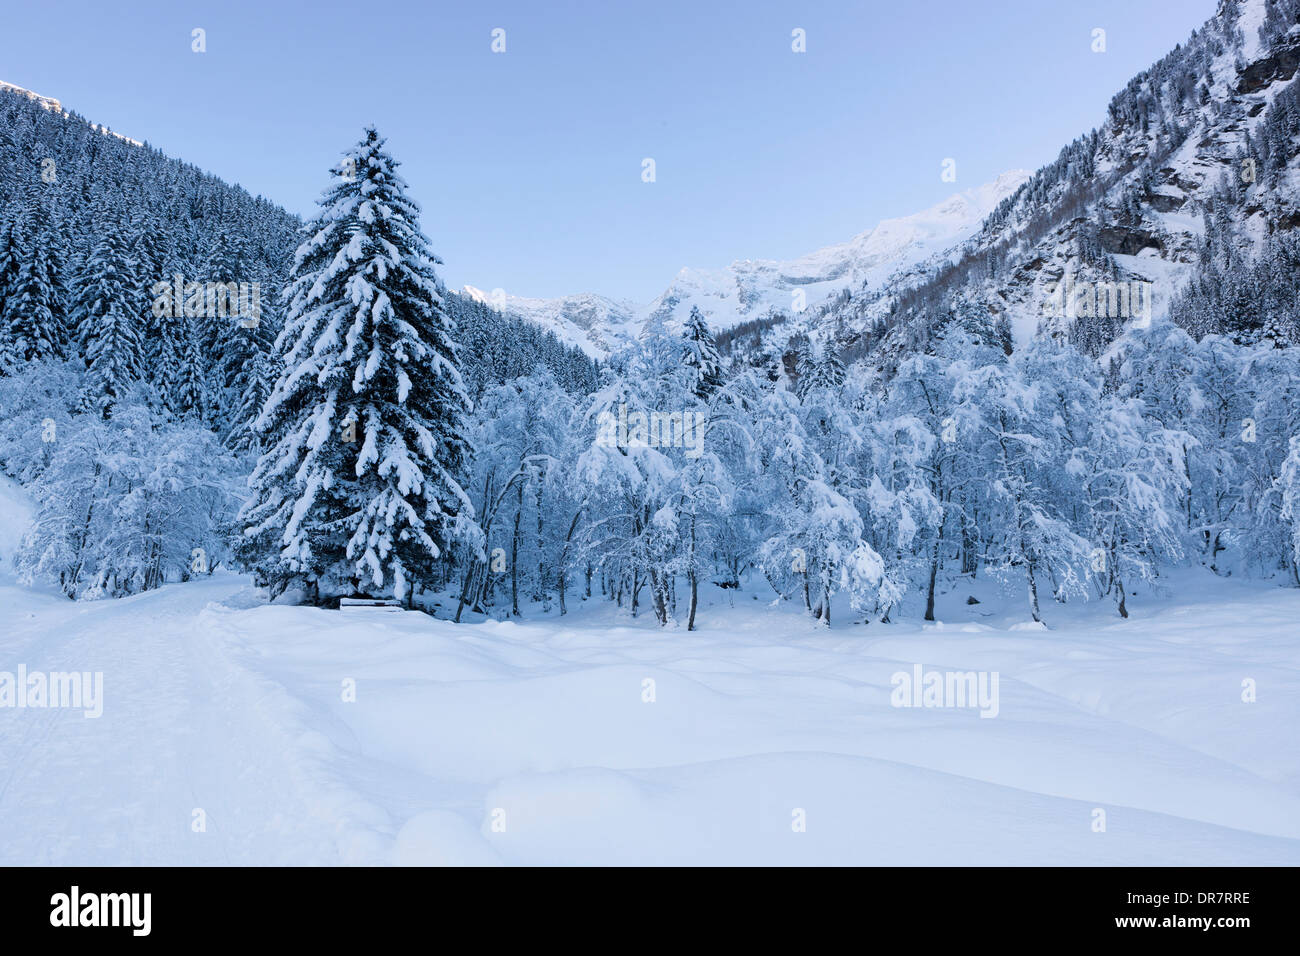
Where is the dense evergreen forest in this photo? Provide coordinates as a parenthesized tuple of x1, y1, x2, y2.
(4, 3, 1300, 633)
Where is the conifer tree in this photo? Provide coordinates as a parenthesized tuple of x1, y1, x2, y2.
(236, 128, 478, 604)
(0, 212, 22, 370)
(174, 315, 208, 422)
(73, 220, 144, 415)
(1, 192, 69, 368)
(225, 346, 273, 453)
(682, 305, 723, 400)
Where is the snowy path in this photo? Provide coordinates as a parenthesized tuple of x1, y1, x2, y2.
(2, 569, 1299, 865)
(0, 576, 383, 864)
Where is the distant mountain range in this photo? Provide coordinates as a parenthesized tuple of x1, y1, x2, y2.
(11, 0, 1299, 371)
(464, 169, 1030, 358)
(810, 0, 1300, 365)
(469, 0, 1300, 368)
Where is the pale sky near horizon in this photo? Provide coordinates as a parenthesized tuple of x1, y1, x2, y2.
(1, 0, 1218, 302)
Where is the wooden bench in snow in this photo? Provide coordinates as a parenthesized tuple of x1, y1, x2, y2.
(339, 598, 404, 612)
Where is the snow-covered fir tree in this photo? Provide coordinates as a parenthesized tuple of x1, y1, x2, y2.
(73, 219, 144, 416)
(224, 346, 273, 453)
(0, 191, 68, 369)
(236, 127, 479, 605)
(0, 210, 24, 371)
(682, 305, 723, 400)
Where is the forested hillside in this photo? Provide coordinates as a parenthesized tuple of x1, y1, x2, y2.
(0, 85, 594, 599)
(3, 0, 1300, 628)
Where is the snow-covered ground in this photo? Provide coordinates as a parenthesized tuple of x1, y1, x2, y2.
(2, 520, 1298, 865)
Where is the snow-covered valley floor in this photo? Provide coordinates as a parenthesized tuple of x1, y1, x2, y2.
(2, 554, 1298, 866)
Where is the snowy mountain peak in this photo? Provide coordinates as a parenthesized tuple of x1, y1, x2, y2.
(0, 79, 142, 146)
(813, 0, 1300, 361)
(786, 170, 1032, 274)
(0, 79, 62, 113)
(469, 169, 1030, 358)
(461, 285, 641, 356)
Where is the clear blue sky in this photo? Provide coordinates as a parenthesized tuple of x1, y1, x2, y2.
(1, 0, 1216, 303)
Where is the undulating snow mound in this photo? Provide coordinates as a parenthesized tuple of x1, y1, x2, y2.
(2, 568, 1298, 865)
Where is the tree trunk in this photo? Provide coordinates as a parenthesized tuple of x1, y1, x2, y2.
(454, 558, 477, 622)
(924, 534, 940, 622)
(458, 470, 498, 622)
(960, 510, 977, 576)
(510, 483, 523, 616)
(68, 463, 103, 598)
(687, 572, 698, 631)
(535, 476, 546, 601)
(557, 509, 582, 616)
(1026, 564, 1041, 623)
(687, 517, 699, 631)
(650, 569, 669, 625)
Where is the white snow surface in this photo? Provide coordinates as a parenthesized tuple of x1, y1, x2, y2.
(2, 556, 1298, 866)
(0, 476, 32, 584)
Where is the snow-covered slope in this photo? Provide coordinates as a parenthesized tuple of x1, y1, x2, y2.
(464, 170, 1029, 358)
(0, 80, 62, 113)
(642, 170, 1030, 336)
(819, 0, 1300, 360)
(2, 568, 1299, 864)
(470, 1, 1300, 365)
(0, 79, 143, 146)
(461, 287, 641, 357)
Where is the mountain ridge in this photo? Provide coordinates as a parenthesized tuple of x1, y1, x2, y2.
(809, 0, 1300, 370)
(465, 169, 1031, 358)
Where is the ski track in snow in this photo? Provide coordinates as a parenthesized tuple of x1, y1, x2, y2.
(2, 569, 1299, 865)
(0, 577, 387, 864)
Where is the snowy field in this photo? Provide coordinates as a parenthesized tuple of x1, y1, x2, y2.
(2, 478, 1298, 866)
(5, 0, 1300, 877)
